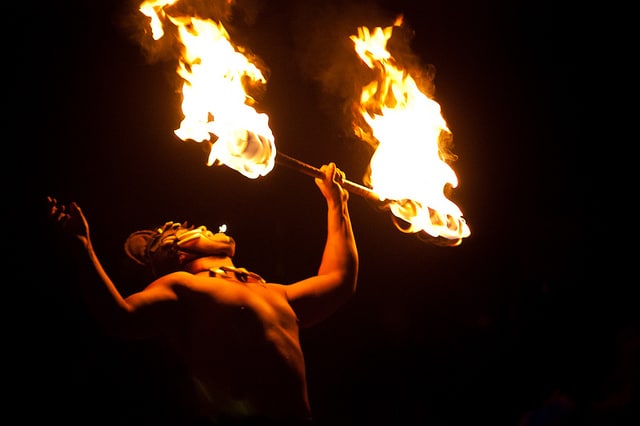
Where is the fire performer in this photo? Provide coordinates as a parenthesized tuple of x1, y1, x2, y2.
(46, 162, 358, 426)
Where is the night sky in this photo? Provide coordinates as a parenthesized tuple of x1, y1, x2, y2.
(23, 0, 635, 425)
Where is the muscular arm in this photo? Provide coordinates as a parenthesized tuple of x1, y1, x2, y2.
(284, 163, 359, 328)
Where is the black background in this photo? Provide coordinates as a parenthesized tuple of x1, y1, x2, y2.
(19, 0, 635, 425)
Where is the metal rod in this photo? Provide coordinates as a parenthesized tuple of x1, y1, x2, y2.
(275, 152, 383, 202)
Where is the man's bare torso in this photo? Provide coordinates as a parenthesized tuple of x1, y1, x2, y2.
(161, 274, 311, 421)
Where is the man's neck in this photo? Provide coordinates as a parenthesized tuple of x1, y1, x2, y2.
(182, 256, 234, 275)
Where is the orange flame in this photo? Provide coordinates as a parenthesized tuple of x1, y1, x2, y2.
(350, 17, 470, 244)
(139, 0, 275, 179)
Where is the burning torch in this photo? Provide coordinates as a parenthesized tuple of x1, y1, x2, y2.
(139, 0, 470, 246)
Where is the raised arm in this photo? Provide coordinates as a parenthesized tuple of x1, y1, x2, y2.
(284, 163, 359, 328)
(46, 196, 180, 339)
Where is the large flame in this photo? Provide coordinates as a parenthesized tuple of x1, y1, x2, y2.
(140, 0, 275, 179)
(350, 17, 470, 244)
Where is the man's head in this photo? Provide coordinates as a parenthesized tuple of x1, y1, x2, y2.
(124, 221, 236, 277)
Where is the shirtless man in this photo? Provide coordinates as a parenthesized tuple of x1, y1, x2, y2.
(47, 162, 358, 425)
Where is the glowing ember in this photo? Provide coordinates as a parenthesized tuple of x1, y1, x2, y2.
(350, 17, 470, 244)
(139, 0, 275, 179)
